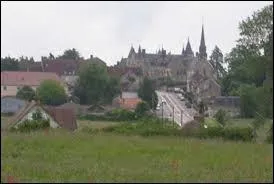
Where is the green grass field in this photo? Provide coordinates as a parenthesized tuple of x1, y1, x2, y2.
(1, 120, 273, 182)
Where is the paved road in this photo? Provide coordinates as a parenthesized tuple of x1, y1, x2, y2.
(155, 90, 196, 127)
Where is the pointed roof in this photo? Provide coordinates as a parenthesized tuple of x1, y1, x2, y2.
(182, 44, 185, 55)
(185, 38, 194, 57)
(128, 46, 136, 57)
(199, 24, 207, 60)
(200, 25, 205, 47)
(138, 45, 141, 53)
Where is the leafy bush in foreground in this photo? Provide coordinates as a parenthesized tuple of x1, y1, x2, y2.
(11, 119, 50, 133)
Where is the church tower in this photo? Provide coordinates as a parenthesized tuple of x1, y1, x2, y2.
(198, 25, 207, 60)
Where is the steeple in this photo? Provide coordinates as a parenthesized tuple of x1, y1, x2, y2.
(199, 24, 207, 60)
(138, 45, 141, 54)
(182, 44, 185, 55)
(185, 37, 194, 57)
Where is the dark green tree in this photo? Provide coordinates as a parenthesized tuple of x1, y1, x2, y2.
(36, 80, 67, 106)
(1, 57, 19, 71)
(135, 101, 150, 117)
(58, 48, 81, 60)
(74, 63, 120, 105)
(209, 46, 226, 80)
(16, 85, 36, 101)
(138, 77, 158, 109)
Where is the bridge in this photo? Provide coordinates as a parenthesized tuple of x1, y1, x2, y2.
(155, 90, 196, 127)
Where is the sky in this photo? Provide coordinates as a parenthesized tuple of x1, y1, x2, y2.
(1, 1, 272, 66)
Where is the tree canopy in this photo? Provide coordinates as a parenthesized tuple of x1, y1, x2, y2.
(36, 80, 67, 106)
(1, 57, 19, 71)
(73, 63, 120, 105)
(16, 86, 36, 101)
(138, 76, 158, 110)
(221, 4, 273, 118)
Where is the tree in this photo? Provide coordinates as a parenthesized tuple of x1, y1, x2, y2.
(16, 86, 36, 101)
(58, 48, 81, 60)
(135, 101, 150, 117)
(36, 80, 67, 106)
(221, 4, 273, 118)
(209, 46, 226, 80)
(1, 57, 19, 71)
(138, 77, 158, 109)
(73, 63, 120, 105)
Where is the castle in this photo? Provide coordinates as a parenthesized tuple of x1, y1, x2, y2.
(115, 25, 221, 102)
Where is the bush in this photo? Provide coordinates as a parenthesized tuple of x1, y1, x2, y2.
(13, 119, 50, 132)
(101, 117, 181, 137)
(214, 109, 228, 127)
(198, 126, 224, 139)
(223, 126, 254, 142)
(135, 101, 150, 117)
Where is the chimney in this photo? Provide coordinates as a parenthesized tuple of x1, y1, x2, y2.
(90, 55, 93, 59)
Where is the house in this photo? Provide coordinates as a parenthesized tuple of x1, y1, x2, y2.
(113, 92, 142, 111)
(7, 101, 77, 131)
(1, 96, 26, 115)
(1, 71, 67, 97)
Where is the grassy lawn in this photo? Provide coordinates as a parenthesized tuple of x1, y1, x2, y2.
(1, 128, 273, 182)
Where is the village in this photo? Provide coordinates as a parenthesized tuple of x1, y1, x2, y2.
(1, 1, 273, 183)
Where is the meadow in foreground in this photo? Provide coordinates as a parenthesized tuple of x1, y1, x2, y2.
(1, 123, 273, 183)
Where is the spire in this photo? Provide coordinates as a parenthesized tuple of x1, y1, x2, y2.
(182, 44, 185, 55)
(185, 37, 194, 57)
(199, 24, 207, 60)
(138, 45, 141, 54)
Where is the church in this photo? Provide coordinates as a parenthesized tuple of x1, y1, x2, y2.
(115, 25, 221, 102)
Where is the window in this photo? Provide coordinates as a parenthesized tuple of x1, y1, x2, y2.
(3, 86, 7, 90)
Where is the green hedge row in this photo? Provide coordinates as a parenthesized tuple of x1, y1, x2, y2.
(10, 119, 50, 133)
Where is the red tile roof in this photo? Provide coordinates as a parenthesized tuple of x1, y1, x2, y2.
(42, 59, 81, 76)
(1, 71, 62, 86)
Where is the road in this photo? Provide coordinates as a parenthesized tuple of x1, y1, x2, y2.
(155, 90, 196, 127)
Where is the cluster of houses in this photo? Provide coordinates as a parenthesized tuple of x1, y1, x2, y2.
(1, 57, 143, 132)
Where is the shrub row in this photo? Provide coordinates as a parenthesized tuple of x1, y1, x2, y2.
(10, 119, 50, 132)
(92, 119, 255, 142)
(79, 108, 146, 122)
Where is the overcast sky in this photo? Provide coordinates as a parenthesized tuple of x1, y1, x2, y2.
(1, 1, 272, 66)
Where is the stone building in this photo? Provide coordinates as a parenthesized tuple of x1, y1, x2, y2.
(115, 25, 221, 101)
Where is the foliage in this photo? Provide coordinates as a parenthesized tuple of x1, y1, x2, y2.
(222, 5, 273, 118)
(13, 119, 50, 132)
(31, 109, 43, 121)
(79, 109, 139, 122)
(36, 80, 67, 106)
(135, 101, 150, 117)
(1, 57, 19, 71)
(209, 45, 226, 80)
(138, 76, 158, 109)
(102, 118, 180, 136)
(58, 48, 81, 60)
(213, 109, 228, 127)
(74, 63, 120, 105)
(16, 85, 36, 101)
(222, 126, 254, 142)
(252, 112, 266, 140)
